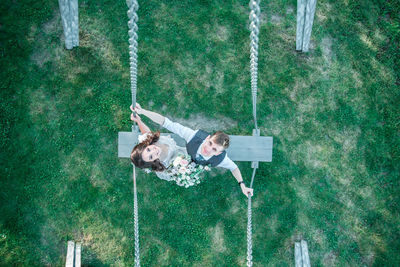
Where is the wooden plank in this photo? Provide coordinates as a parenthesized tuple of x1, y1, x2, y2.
(225, 148, 272, 162)
(295, 242, 302, 267)
(65, 241, 74, 267)
(118, 132, 273, 162)
(75, 242, 81, 267)
(301, 240, 311, 267)
(228, 136, 273, 148)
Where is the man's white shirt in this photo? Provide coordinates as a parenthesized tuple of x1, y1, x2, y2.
(162, 117, 238, 171)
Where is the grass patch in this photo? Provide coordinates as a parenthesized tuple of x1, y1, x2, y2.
(1, 0, 399, 265)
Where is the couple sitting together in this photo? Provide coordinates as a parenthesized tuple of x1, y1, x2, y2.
(130, 103, 253, 197)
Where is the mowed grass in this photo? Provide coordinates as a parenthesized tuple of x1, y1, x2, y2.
(1, 0, 399, 266)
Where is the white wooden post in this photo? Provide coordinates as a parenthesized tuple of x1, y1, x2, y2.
(58, 0, 79, 49)
(302, 0, 317, 52)
(75, 242, 81, 267)
(294, 240, 311, 267)
(65, 241, 74, 267)
(296, 0, 317, 52)
(295, 242, 302, 267)
(296, 0, 306, 51)
(301, 240, 311, 267)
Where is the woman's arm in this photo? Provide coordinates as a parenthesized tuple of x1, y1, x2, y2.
(131, 103, 195, 142)
(131, 103, 165, 125)
(130, 113, 151, 134)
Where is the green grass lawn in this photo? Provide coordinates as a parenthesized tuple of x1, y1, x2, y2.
(1, 0, 399, 266)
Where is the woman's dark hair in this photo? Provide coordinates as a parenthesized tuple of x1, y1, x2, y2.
(130, 131, 166, 172)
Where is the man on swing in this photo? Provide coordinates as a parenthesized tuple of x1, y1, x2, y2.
(131, 104, 254, 197)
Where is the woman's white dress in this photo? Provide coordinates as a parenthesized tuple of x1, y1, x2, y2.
(138, 133, 188, 181)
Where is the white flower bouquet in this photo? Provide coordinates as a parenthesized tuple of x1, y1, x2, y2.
(166, 154, 210, 188)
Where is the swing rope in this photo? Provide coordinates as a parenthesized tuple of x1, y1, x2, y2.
(246, 167, 257, 266)
(247, 0, 261, 266)
(127, 0, 139, 109)
(127, 0, 140, 266)
(132, 165, 140, 267)
(249, 0, 260, 132)
(125, 0, 261, 265)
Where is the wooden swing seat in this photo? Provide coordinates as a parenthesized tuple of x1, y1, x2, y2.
(118, 130, 273, 162)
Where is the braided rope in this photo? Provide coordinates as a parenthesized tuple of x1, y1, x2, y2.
(249, 0, 260, 131)
(246, 194, 253, 267)
(132, 166, 140, 267)
(247, 167, 257, 267)
(127, 0, 139, 108)
(127, 0, 140, 265)
(247, 1, 261, 264)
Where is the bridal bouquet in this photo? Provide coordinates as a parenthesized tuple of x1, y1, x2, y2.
(167, 154, 210, 188)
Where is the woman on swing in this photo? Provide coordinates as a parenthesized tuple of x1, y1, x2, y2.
(130, 108, 187, 182)
(130, 103, 254, 197)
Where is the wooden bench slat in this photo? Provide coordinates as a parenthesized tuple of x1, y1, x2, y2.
(65, 241, 74, 267)
(301, 240, 311, 267)
(118, 132, 273, 162)
(229, 136, 273, 148)
(75, 242, 81, 267)
(294, 242, 302, 267)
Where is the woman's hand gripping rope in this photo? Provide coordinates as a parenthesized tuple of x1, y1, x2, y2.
(130, 104, 142, 124)
(130, 103, 144, 115)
